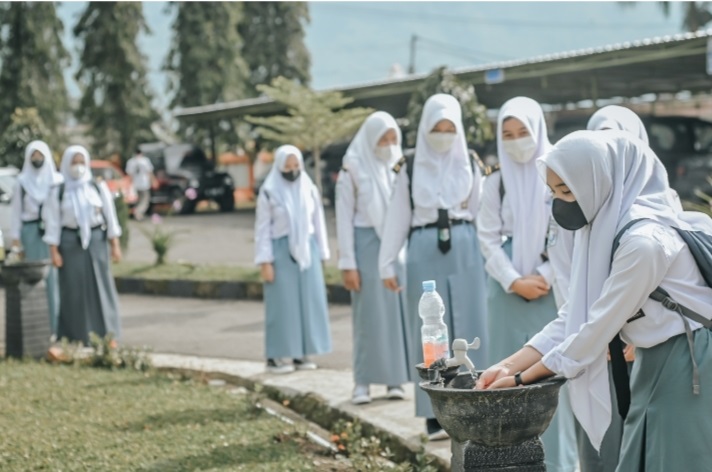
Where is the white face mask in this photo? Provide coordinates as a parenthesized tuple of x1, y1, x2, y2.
(374, 144, 400, 162)
(425, 132, 457, 154)
(502, 136, 537, 164)
(70, 164, 87, 180)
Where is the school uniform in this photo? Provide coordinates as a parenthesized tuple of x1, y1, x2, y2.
(10, 141, 62, 334)
(379, 94, 488, 420)
(336, 112, 410, 387)
(43, 146, 122, 345)
(531, 130, 712, 471)
(477, 97, 577, 472)
(254, 145, 332, 361)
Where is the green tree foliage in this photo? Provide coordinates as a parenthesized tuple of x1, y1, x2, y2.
(404, 66, 493, 150)
(246, 77, 373, 193)
(164, 2, 248, 152)
(621, 1, 712, 32)
(73, 2, 158, 161)
(0, 108, 51, 168)
(0, 2, 69, 144)
(239, 2, 311, 96)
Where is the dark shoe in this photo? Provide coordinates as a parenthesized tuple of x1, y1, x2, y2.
(426, 418, 449, 441)
(293, 357, 317, 370)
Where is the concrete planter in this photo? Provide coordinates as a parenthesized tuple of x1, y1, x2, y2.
(114, 276, 351, 305)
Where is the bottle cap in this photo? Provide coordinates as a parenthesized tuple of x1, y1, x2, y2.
(422, 280, 436, 292)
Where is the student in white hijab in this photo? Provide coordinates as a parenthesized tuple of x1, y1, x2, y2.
(378, 94, 488, 440)
(43, 145, 123, 345)
(587, 105, 682, 212)
(255, 145, 332, 375)
(476, 97, 577, 472)
(10, 140, 63, 335)
(477, 130, 712, 472)
(336, 111, 410, 405)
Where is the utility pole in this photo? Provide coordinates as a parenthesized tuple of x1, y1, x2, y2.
(408, 34, 418, 74)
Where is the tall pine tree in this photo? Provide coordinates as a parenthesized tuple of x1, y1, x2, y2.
(0, 2, 69, 142)
(239, 2, 311, 96)
(164, 2, 248, 148)
(73, 2, 158, 160)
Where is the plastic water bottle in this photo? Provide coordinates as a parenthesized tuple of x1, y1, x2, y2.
(419, 280, 450, 368)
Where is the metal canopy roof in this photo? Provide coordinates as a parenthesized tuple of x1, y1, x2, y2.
(174, 29, 712, 123)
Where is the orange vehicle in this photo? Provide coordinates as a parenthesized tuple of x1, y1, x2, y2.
(90, 160, 139, 208)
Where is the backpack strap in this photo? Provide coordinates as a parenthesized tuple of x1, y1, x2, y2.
(481, 161, 505, 201)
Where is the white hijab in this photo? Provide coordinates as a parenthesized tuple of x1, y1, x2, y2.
(60, 145, 103, 249)
(17, 140, 63, 203)
(536, 130, 704, 451)
(342, 111, 402, 238)
(262, 145, 315, 271)
(587, 105, 683, 212)
(586, 105, 649, 144)
(498, 97, 552, 276)
(412, 94, 473, 209)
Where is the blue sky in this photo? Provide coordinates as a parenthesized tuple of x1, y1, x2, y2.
(56, 1, 685, 115)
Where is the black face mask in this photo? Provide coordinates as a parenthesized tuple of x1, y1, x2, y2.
(31, 159, 44, 169)
(552, 198, 588, 231)
(281, 169, 301, 182)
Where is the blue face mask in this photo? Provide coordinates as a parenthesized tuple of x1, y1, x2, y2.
(552, 198, 588, 231)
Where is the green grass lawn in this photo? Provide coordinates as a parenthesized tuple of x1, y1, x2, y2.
(0, 361, 348, 471)
(112, 261, 343, 286)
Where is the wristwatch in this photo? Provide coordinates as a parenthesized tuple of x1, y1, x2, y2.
(514, 371, 524, 386)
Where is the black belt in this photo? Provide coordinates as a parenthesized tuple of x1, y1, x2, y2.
(62, 225, 105, 232)
(409, 219, 468, 236)
(23, 219, 41, 225)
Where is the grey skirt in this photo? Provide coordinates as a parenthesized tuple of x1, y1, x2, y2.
(21, 221, 59, 334)
(57, 227, 122, 344)
(351, 227, 410, 385)
(406, 223, 489, 418)
(617, 328, 712, 472)
(263, 236, 332, 359)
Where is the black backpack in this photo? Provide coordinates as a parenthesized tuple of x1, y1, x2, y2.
(391, 149, 480, 210)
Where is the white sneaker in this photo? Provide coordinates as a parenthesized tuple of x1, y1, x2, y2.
(386, 386, 406, 400)
(352, 385, 371, 405)
(266, 359, 295, 375)
(293, 357, 318, 370)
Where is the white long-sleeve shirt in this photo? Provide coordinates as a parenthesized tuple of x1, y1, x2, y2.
(254, 185, 330, 266)
(546, 220, 576, 309)
(9, 181, 47, 240)
(477, 171, 553, 293)
(42, 181, 122, 246)
(378, 163, 481, 280)
(334, 169, 376, 270)
(528, 222, 712, 379)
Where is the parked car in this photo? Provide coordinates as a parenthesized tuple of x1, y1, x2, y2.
(90, 160, 138, 209)
(0, 167, 18, 249)
(142, 144, 235, 215)
(552, 114, 712, 204)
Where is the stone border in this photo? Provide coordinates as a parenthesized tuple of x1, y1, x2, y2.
(157, 365, 450, 472)
(114, 276, 352, 304)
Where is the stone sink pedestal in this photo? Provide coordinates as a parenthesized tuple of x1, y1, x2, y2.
(1, 260, 52, 359)
(417, 364, 566, 471)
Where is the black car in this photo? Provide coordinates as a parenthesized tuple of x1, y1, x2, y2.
(552, 114, 712, 204)
(143, 144, 235, 215)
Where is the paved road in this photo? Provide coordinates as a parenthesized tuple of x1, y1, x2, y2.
(125, 208, 340, 267)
